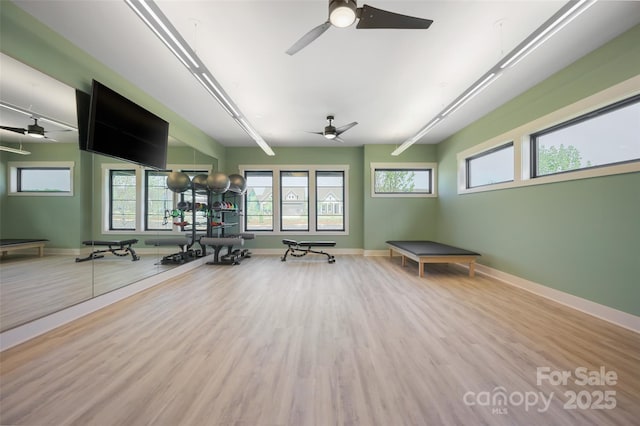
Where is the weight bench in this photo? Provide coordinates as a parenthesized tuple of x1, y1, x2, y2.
(281, 239, 336, 263)
(201, 237, 245, 265)
(76, 239, 140, 262)
(145, 236, 201, 265)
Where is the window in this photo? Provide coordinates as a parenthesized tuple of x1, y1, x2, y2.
(241, 165, 349, 234)
(316, 171, 344, 231)
(145, 170, 172, 231)
(8, 161, 74, 196)
(457, 76, 640, 194)
(103, 164, 212, 233)
(109, 170, 137, 230)
(281, 171, 309, 231)
(245, 171, 273, 231)
(371, 163, 437, 197)
(531, 94, 640, 177)
(466, 142, 514, 188)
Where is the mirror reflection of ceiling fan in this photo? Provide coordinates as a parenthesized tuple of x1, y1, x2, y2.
(0, 117, 68, 140)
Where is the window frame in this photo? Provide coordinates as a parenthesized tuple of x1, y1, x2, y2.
(8, 161, 74, 196)
(240, 164, 350, 236)
(244, 170, 274, 232)
(316, 170, 345, 232)
(280, 170, 309, 232)
(101, 163, 212, 234)
(465, 142, 514, 189)
(370, 162, 438, 198)
(457, 75, 640, 195)
(109, 169, 137, 231)
(530, 93, 640, 178)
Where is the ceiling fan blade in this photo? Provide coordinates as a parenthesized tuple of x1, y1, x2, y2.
(307, 131, 325, 136)
(0, 126, 27, 135)
(45, 129, 73, 133)
(334, 136, 346, 143)
(286, 21, 332, 55)
(336, 121, 358, 135)
(356, 5, 433, 29)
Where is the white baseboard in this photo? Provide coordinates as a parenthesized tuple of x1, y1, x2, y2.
(45, 248, 81, 255)
(472, 263, 640, 334)
(364, 249, 389, 257)
(0, 254, 213, 352)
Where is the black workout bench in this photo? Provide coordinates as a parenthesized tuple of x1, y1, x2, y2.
(76, 239, 140, 262)
(281, 239, 336, 263)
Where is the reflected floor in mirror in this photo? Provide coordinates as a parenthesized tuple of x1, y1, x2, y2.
(0, 253, 175, 331)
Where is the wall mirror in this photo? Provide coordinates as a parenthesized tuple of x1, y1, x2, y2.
(0, 54, 214, 332)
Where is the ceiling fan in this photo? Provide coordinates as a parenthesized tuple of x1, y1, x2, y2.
(286, 0, 433, 55)
(0, 117, 68, 140)
(309, 115, 358, 142)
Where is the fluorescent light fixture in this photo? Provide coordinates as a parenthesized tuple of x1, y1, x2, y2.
(0, 101, 77, 131)
(392, 0, 595, 156)
(201, 73, 240, 117)
(0, 145, 31, 155)
(330, 0, 357, 28)
(125, 0, 275, 156)
(500, 0, 597, 69)
(391, 118, 441, 156)
(442, 73, 501, 117)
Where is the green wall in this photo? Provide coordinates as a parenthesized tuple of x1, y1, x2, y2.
(225, 146, 365, 249)
(0, 144, 84, 248)
(363, 144, 438, 250)
(435, 24, 640, 315)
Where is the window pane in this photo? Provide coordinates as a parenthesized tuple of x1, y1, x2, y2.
(245, 171, 273, 231)
(18, 168, 71, 192)
(467, 143, 514, 188)
(281, 171, 308, 231)
(110, 170, 136, 230)
(374, 169, 431, 193)
(533, 96, 640, 177)
(145, 170, 173, 231)
(317, 171, 344, 231)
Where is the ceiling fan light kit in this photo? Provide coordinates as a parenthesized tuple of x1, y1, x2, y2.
(329, 0, 357, 28)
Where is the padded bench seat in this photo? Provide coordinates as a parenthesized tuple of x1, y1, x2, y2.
(281, 239, 336, 263)
(76, 239, 140, 262)
(0, 239, 47, 257)
(386, 240, 480, 277)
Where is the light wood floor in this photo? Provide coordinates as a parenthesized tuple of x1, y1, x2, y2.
(0, 253, 175, 331)
(1, 255, 638, 425)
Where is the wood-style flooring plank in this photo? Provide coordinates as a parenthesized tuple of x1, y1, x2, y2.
(1, 255, 639, 425)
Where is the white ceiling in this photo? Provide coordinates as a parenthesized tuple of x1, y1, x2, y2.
(3, 1, 640, 152)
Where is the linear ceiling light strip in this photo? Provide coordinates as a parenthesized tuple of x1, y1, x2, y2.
(392, 0, 597, 156)
(124, 0, 275, 156)
(0, 145, 31, 155)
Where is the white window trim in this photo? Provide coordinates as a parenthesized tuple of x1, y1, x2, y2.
(8, 161, 75, 196)
(239, 164, 350, 236)
(457, 74, 640, 195)
(370, 162, 438, 198)
(101, 163, 212, 234)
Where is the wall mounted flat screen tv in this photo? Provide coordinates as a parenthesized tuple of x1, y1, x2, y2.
(87, 80, 168, 169)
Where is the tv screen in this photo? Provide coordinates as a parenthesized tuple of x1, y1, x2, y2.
(75, 89, 90, 151)
(87, 80, 168, 169)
